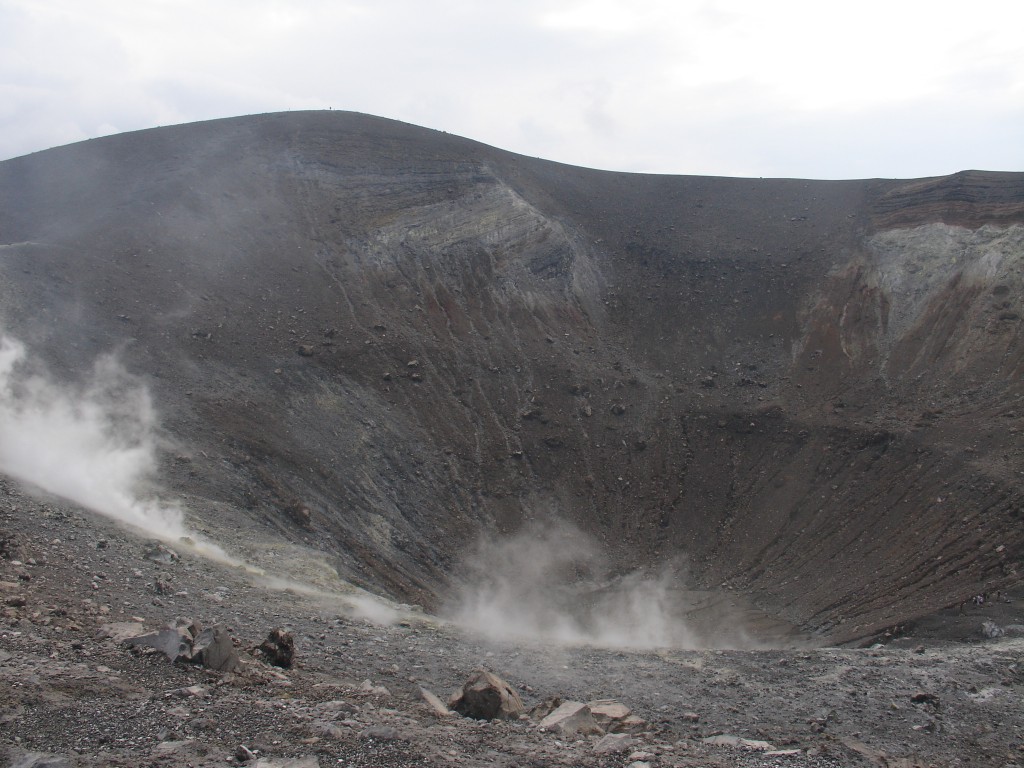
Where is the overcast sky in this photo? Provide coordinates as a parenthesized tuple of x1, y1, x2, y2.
(2, 0, 1022, 179)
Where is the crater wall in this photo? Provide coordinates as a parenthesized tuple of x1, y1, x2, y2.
(0, 112, 1021, 643)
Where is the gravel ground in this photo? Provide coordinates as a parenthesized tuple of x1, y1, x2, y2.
(2, 479, 1023, 768)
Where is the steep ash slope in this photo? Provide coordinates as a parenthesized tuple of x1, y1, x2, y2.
(0, 112, 1021, 643)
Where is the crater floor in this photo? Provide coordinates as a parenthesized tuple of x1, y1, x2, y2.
(2, 480, 1023, 767)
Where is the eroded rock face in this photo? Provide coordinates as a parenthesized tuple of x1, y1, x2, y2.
(0, 112, 1020, 642)
(870, 171, 1024, 229)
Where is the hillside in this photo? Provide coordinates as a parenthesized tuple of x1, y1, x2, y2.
(0, 111, 1022, 645)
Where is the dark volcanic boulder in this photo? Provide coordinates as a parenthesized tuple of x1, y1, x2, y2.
(448, 670, 524, 720)
(257, 628, 296, 668)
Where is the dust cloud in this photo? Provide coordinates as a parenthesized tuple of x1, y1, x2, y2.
(0, 331, 196, 544)
(447, 520, 714, 649)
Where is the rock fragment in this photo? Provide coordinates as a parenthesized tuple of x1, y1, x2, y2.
(308, 721, 345, 739)
(360, 725, 405, 740)
(627, 751, 655, 762)
(448, 670, 524, 720)
(0, 530, 24, 561)
(124, 621, 239, 671)
(126, 626, 193, 662)
(528, 697, 563, 720)
(97, 620, 147, 643)
(593, 733, 635, 754)
(144, 542, 179, 564)
(420, 687, 454, 717)
(257, 627, 295, 668)
(359, 679, 391, 698)
(8, 752, 72, 768)
(702, 734, 775, 751)
(520, 405, 543, 421)
(616, 714, 648, 733)
(235, 745, 257, 763)
(981, 620, 1004, 638)
(538, 701, 603, 736)
(192, 626, 240, 672)
(587, 699, 631, 727)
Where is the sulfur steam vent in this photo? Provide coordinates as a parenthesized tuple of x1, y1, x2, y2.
(0, 112, 1021, 645)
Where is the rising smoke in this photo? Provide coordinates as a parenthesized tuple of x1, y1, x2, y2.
(0, 331, 192, 542)
(0, 329, 413, 613)
(446, 520, 708, 649)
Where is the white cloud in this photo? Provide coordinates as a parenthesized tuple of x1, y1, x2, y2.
(0, 0, 1021, 177)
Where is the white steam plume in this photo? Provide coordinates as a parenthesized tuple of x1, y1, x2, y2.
(446, 520, 706, 649)
(0, 331, 416, 622)
(0, 332, 188, 541)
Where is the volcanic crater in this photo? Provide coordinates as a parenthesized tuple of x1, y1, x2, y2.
(0, 111, 1022, 648)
